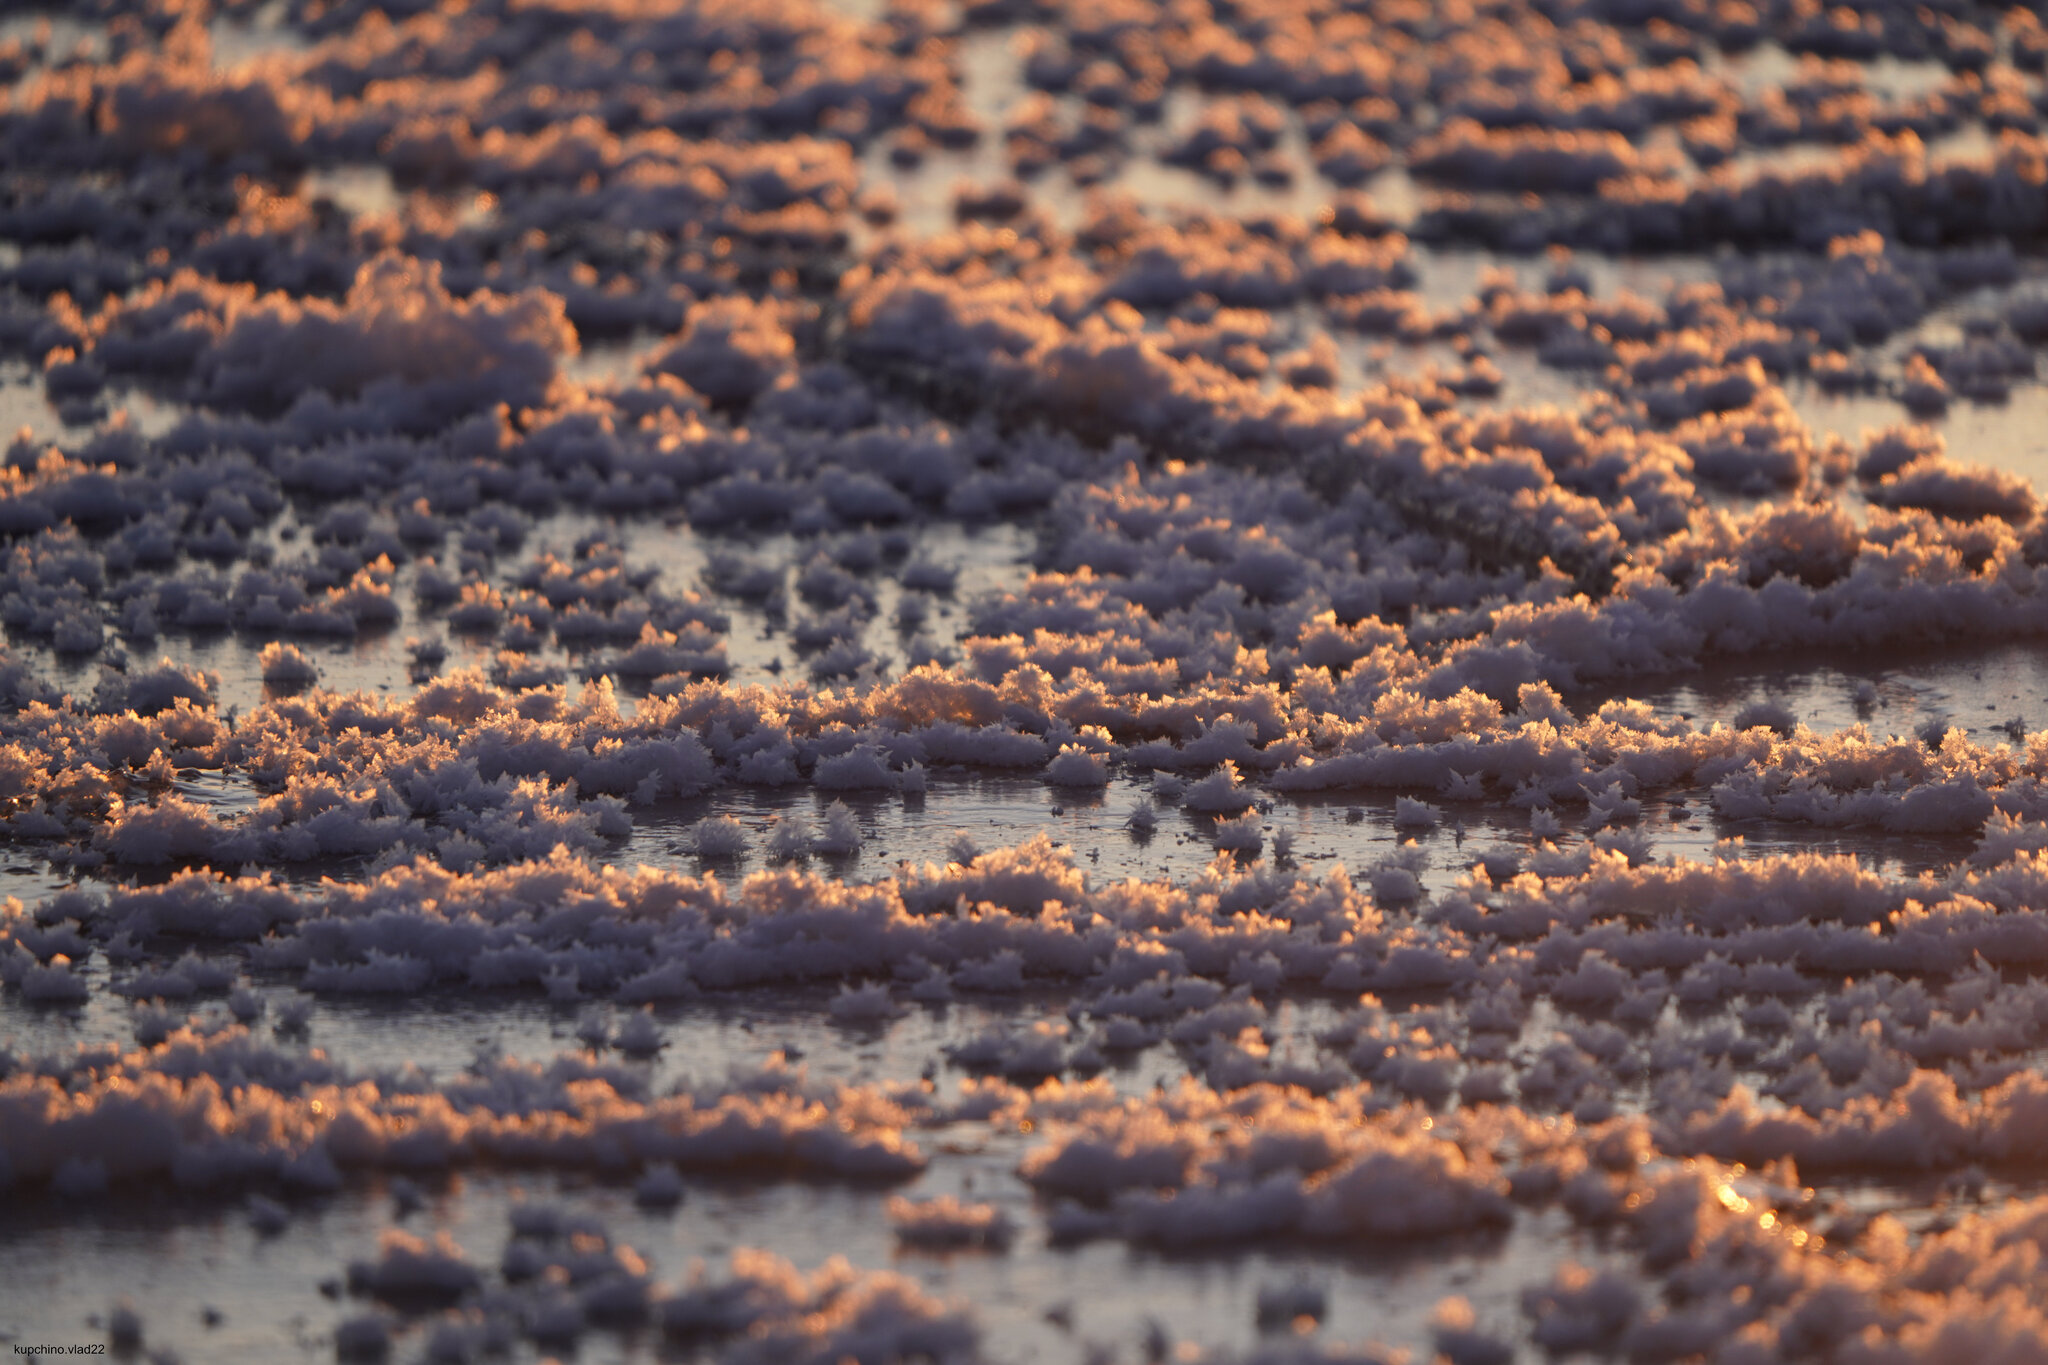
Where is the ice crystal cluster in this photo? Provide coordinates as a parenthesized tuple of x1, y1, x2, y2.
(6, 0, 2048, 1359)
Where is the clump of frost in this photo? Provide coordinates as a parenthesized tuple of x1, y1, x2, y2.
(196, 254, 574, 422)
(1474, 846, 1521, 882)
(1184, 764, 1254, 813)
(258, 642, 319, 686)
(1584, 783, 1641, 827)
(1212, 812, 1263, 852)
(947, 1021, 1068, 1078)
(766, 814, 812, 860)
(815, 745, 900, 792)
(334, 1315, 392, 1361)
(53, 614, 102, 655)
(813, 801, 863, 855)
(1431, 1297, 1512, 1365)
(576, 1005, 614, 1050)
(828, 981, 902, 1025)
(616, 1006, 665, 1056)
(900, 559, 957, 592)
(346, 1231, 481, 1304)
(1369, 860, 1423, 903)
(1592, 826, 1654, 866)
(108, 1302, 143, 1351)
(19, 954, 89, 1002)
(248, 1194, 290, 1236)
(1869, 455, 2038, 520)
(1731, 700, 1796, 735)
(1394, 797, 1440, 830)
(655, 1250, 976, 1360)
(887, 1196, 1015, 1251)
(1044, 745, 1110, 787)
(908, 964, 955, 1005)
(1519, 1264, 1637, 1354)
(682, 816, 748, 858)
(635, 1164, 686, 1209)
(1857, 424, 1944, 480)
(1970, 809, 2048, 867)
(646, 296, 797, 408)
(1254, 1281, 1327, 1327)
(275, 995, 313, 1034)
(389, 1177, 425, 1219)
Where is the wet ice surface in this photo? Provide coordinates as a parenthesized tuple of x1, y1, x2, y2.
(13, 0, 2048, 1362)
(0, 1172, 1606, 1365)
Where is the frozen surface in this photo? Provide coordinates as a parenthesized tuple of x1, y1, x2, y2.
(9, 0, 2048, 1360)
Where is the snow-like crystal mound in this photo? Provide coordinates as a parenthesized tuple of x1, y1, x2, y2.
(10, 0, 2048, 1359)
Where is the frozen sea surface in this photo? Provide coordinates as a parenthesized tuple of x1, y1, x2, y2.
(9, 0, 2048, 1361)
